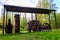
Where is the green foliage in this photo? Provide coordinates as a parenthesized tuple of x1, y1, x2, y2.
(20, 16, 27, 27)
(36, 12, 57, 28)
(43, 0, 50, 8)
(37, 14, 49, 24)
(50, 12, 55, 28)
(56, 13, 60, 28)
(50, 13, 60, 28)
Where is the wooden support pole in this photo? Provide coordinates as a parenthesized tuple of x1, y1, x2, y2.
(48, 14, 51, 26)
(35, 14, 37, 20)
(54, 11, 57, 28)
(6, 11, 8, 25)
(31, 13, 33, 20)
(2, 8, 5, 34)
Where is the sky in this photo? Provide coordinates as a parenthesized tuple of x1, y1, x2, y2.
(0, 0, 60, 14)
(0, 0, 38, 14)
(0, 0, 38, 20)
(53, 0, 60, 13)
(0, 0, 38, 7)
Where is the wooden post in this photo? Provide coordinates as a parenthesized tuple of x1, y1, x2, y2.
(35, 14, 37, 20)
(6, 11, 8, 25)
(15, 14, 20, 33)
(31, 13, 33, 20)
(54, 11, 57, 28)
(2, 8, 5, 34)
(48, 14, 51, 26)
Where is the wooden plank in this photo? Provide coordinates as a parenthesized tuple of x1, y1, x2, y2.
(4, 5, 56, 14)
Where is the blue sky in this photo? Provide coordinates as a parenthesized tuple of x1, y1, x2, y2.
(54, 0, 60, 13)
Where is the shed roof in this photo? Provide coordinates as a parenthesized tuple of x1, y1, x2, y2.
(4, 5, 56, 14)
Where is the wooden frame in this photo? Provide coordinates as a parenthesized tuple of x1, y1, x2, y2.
(2, 5, 57, 34)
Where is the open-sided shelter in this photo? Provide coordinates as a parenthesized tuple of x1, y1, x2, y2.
(2, 5, 57, 34)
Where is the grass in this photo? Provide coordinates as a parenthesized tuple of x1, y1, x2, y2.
(0, 29, 60, 40)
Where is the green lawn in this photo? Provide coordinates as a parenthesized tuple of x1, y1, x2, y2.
(0, 29, 60, 40)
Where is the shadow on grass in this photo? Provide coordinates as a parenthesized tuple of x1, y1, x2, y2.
(0, 32, 33, 36)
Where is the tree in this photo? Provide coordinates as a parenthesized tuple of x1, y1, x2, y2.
(36, 0, 58, 28)
(20, 16, 27, 27)
(56, 13, 60, 28)
(36, 0, 50, 24)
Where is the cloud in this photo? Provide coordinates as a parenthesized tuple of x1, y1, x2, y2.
(3, 0, 38, 7)
(0, 0, 38, 17)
